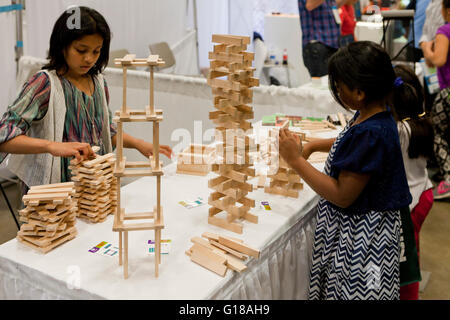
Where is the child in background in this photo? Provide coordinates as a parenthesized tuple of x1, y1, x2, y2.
(0, 7, 172, 195)
(392, 65, 435, 300)
(422, 0, 450, 199)
(279, 41, 412, 299)
(339, 0, 358, 47)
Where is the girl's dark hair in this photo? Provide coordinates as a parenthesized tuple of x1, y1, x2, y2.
(328, 41, 396, 110)
(444, 0, 450, 9)
(43, 6, 111, 75)
(392, 65, 434, 159)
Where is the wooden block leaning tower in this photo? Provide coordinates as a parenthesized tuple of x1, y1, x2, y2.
(113, 54, 165, 279)
(207, 34, 260, 234)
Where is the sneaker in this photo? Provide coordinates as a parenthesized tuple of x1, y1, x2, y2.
(432, 181, 450, 200)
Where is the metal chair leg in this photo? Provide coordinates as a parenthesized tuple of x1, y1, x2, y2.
(0, 183, 20, 230)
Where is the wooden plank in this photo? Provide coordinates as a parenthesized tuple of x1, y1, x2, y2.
(83, 153, 115, 168)
(201, 232, 220, 242)
(23, 193, 70, 202)
(190, 244, 227, 277)
(208, 216, 243, 234)
(212, 34, 250, 45)
(191, 236, 220, 252)
(27, 188, 74, 195)
(30, 182, 75, 190)
(209, 240, 247, 260)
(218, 236, 260, 258)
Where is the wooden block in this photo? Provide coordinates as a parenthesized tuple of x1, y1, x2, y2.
(209, 240, 247, 260)
(218, 236, 260, 258)
(23, 193, 70, 202)
(190, 243, 227, 277)
(191, 236, 218, 252)
(83, 153, 115, 168)
(201, 232, 220, 242)
(212, 34, 250, 46)
(30, 182, 75, 190)
(208, 216, 243, 234)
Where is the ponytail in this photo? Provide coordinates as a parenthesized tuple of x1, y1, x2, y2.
(391, 65, 434, 159)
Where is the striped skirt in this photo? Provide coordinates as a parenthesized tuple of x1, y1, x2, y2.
(308, 199, 401, 300)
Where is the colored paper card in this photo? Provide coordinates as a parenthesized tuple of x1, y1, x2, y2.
(148, 239, 171, 255)
(261, 201, 271, 211)
(88, 241, 108, 253)
(179, 197, 206, 209)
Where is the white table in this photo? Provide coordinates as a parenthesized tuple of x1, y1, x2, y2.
(0, 126, 340, 300)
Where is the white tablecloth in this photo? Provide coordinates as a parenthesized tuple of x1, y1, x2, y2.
(0, 161, 322, 300)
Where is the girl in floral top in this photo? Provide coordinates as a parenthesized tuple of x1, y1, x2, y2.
(0, 7, 172, 193)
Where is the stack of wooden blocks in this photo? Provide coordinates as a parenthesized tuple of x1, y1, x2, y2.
(264, 126, 305, 198)
(70, 153, 117, 223)
(207, 34, 260, 235)
(176, 144, 216, 176)
(16, 182, 78, 253)
(185, 232, 260, 277)
(112, 53, 166, 279)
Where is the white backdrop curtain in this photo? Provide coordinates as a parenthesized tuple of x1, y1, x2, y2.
(0, 0, 18, 115)
(24, 0, 199, 75)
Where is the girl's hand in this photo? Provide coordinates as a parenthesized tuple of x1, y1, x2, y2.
(279, 128, 302, 166)
(137, 141, 173, 159)
(47, 142, 95, 162)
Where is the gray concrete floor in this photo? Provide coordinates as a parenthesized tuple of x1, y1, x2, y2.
(0, 181, 449, 299)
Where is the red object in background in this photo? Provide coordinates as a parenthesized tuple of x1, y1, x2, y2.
(340, 4, 356, 37)
(283, 49, 288, 65)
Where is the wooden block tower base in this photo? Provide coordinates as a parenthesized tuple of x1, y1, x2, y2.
(16, 182, 78, 253)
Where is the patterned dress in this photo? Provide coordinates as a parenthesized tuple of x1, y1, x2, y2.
(308, 111, 411, 300)
(0, 71, 117, 188)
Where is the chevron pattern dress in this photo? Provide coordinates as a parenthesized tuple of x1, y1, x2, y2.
(308, 119, 402, 300)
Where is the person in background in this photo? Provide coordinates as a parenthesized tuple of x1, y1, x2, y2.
(339, 0, 358, 47)
(298, 0, 346, 77)
(419, 0, 446, 111)
(392, 65, 435, 300)
(407, 0, 431, 62)
(422, 0, 450, 199)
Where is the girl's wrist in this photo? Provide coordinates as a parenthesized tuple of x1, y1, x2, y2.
(44, 140, 54, 154)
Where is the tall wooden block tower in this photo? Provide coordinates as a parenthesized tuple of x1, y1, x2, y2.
(113, 54, 165, 279)
(207, 34, 260, 234)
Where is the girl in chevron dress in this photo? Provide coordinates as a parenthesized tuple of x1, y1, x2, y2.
(279, 41, 412, 300)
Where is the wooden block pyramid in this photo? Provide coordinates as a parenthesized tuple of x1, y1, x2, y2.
(16, 182, 78, 253)
(112, 53, 166, 279)
(207, 34, 260, 234)
(70, 152, 118, 223)
(264, 127, 305, 198)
